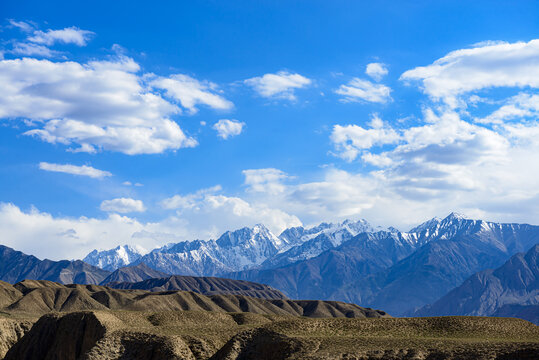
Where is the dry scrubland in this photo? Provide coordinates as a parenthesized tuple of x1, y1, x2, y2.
(0, 280, 537, 359)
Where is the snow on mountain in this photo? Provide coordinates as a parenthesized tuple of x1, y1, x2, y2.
(83, 213, 539, 282)
(132, 224, 288, 276)
(83, 244, 147, 271)
(261, 219, 376, 269)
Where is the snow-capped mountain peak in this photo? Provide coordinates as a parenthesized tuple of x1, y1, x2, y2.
(83, 244, 147, 271)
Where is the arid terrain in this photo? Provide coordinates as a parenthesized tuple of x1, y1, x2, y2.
(0, 280, 538, 359)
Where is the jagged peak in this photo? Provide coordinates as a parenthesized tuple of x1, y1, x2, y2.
(252, 223, 272, 233)
(443, 212, 469, 221)
(409, 216, 442, 233)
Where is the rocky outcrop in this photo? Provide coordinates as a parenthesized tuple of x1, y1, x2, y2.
(4, 312, 539, 360)
(0, 318, 34, 358)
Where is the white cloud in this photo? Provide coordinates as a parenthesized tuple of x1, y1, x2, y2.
(365, 62, 388, 81)
(330, 115, 400, 161)
(160, 185, 301, 238)
(27, 26, 94, 46)
(161, 185, 222, 210)
(8, 20, 35, 33)
(401, 39, 539, 107)
(335, 78, 392, 103)
(0, 56, 198, 154)
(100, 198, 146, 213)
(39, 162, 112, 179)
(476, 93, 539, 124)
(213, 119, 245, 139)
(244, 71, 311, 100)
(122, 181, 144, 187)
(150, 74, 233, 114)
(243, 168, 289, 195)
(0, 203, 147, 260)
(10, 43, 60, 57)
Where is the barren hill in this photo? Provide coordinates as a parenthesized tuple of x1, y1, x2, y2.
(4, 311, 539, 359)
(0, 280, 386, 319)
(107, 275, 287, 299)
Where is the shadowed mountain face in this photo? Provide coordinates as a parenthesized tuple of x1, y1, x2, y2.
(106, 275, 288, 299)
(229, 231, 422, 300)
(0, 245, 110, 285)
(415, 244, 539, 323)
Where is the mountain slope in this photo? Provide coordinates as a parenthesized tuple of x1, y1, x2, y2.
(83, 245, 147, 271)
(261, 219, 376, 269)
(99, 263, 169, 285)
(230, 230, 423, 299)
(230, 214, 539, 316)
(133, 224, 289, 276)
(107, 275, 288, 299)
(415, 244, 539, 322)
(1, 280, 388, 319)
(0, 245, 110, 285)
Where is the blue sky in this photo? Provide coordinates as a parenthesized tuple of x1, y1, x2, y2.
(1, 1, 539, 259)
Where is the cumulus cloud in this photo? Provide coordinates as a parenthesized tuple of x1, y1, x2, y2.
(365, 62, 388, 81)
(39, 162, 112, 179)
(0, 197, 297, 260)
(330, 115, 400, 161)
(0, 56, 201, 154)
(335, 78, 392, 103)
(401, 39, 539, 107)
(100, 198, 146, 213)
(212, 119, 245, 139)
(150, 74, 233, 114)
(161, 185, 222, 210)
(243, 168, 289, 195)
(476, 93, 539, 124)
(0, 203, 147, 260)
(244, 71, 311, 100)
(27, 26, 94, 46)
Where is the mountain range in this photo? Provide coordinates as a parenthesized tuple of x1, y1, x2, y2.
(0, 212, 537, 321)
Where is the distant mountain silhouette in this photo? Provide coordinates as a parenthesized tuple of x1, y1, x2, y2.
(0, 245, 109, 285)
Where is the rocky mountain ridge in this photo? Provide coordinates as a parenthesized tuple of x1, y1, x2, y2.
(415, 244, 539, 322)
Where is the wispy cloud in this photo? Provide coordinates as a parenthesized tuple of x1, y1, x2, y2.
(27, 26, 94, 46)
(39, 162, 112, 179)
(8, 19, 35, 33)
(335, 78, 392, 103)
(11, 43, 61, 57)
